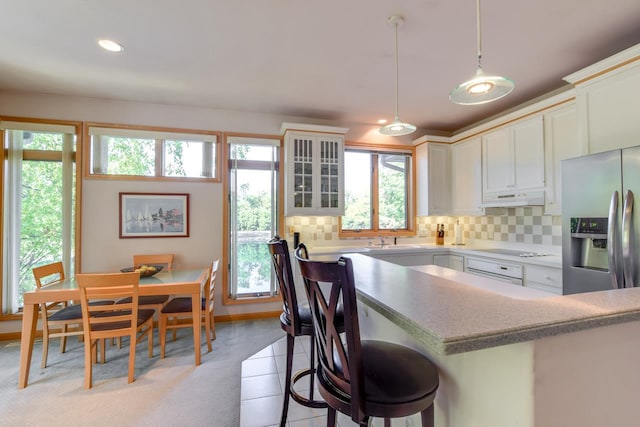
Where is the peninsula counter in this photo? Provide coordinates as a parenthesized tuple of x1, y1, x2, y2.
(344, 253, 640, 427)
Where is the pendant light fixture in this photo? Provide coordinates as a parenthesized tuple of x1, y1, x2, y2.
(379, 15, 416, 136)
(450, 0, 514, 105)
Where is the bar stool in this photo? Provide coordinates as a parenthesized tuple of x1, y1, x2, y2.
(267, 237, 344, 427)
(295, 248, 439, 427)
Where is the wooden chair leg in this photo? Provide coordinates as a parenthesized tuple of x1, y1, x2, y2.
(279, 333, 295, 427)
(421, 405, 435, 427)
(84, 339, 94, 389)
(172, 317, 177, 341)
(60, 324, 68, 353)
(204, 313, 212, 353)
(160, 314, 167, 359)
(147, 325, 154, 358)
(211, 311, 216, 341)
(327, 407, 337, 427)
(127, 332, 136, 384)
(40, 310, 49, 369)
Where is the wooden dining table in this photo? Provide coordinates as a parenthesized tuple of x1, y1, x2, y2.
(18, 268, 209, 389)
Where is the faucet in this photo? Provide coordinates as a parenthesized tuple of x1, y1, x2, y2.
(378, 236, 386, 247)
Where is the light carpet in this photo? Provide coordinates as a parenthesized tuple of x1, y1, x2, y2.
(0, 318, 283, 427)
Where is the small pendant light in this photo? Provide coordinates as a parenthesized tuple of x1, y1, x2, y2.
(379, 15, 416, 136)
(450, 0, 514, 105)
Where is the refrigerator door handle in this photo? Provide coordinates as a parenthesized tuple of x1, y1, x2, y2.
(608, 191, 621, 289)
(622, 190, 635, 288)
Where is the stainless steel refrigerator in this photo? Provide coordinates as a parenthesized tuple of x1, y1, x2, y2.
(562, 146, 640, 294)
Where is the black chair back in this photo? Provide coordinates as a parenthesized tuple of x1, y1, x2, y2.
(294, 249, 365, 423)
(267, 236, 305, 335)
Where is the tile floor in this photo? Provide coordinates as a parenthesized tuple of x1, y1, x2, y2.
(240, 336, 421, 427)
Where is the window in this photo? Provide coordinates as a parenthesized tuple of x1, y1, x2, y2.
(87, 125, 220, 180)
(1, 120, 78, 314)
(340, 146, 414, 235)
(226, 136, 281, 301)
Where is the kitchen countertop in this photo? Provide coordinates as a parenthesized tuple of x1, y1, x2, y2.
(346, 253, 640, 355)
(308, 242, 563, 268)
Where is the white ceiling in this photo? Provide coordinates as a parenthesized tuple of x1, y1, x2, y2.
(2, 0, 639, 134)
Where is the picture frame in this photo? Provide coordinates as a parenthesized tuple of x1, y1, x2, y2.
(119, 192, 189, 238)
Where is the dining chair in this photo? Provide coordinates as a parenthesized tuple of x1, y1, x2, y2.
(114, 254, 174, 347)
(267, 237, 344, 426)
(76, 271, 155, 389)
(295, 249, 440, 427)
(117, 253, 174, 311)
(158, 260, 219, 358)
(32, 262, 115, 369)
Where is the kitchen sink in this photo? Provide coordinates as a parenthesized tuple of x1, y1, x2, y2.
(364, 244, 422, 250)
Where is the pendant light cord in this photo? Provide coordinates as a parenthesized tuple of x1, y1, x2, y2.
(476, 0, 483, 71)
(393, 19, 400, 120)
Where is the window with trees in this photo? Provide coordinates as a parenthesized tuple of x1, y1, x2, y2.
(1, 120, 78, 314)
(226, 136, 281, 301)
(340, 146, 414, 236)
(87, 125, 220, 180)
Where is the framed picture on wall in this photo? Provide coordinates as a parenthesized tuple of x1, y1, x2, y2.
(119, 192, 189, 238)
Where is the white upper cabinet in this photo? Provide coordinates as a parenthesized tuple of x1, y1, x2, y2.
(283, 124, 348, 216)
(451, 137, 483, 215)
(416, 142, 451, 216)
(482, 116, 545, 199)
(564, 44, 640, 155)
(543, 102, 581, 215)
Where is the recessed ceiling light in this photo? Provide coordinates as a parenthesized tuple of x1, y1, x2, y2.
(377, 119, 388, 125)
(98, 39, 124, 53)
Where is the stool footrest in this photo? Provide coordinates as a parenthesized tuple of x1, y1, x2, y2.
(290, 368, 327, 409)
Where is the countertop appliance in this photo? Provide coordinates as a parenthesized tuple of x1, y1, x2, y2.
(465, 256, 523, 286)
(561, 146, 640, 294)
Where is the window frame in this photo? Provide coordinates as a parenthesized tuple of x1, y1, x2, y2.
(0, 117, 82, 318)
(83, 122, 222, 182)
(339, 141, 416, 238)
(222, 132, 284, 306)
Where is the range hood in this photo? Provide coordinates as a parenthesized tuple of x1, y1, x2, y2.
(482, 190, 545, 208)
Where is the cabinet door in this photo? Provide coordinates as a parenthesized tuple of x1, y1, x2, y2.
(482, 128, 513, 194)
(285, 132, 344, 215)
(317, 135, 343, 212)
(512, 116, 545, 190)
(290, 135, 315, 211)
(417, 143, 451, 216)
(544, 103, 580, 215)
(451, 137, 483, 215)
(432, 254, 449, 268)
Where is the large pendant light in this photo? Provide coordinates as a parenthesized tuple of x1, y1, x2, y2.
(379, 15, 416, 136)
(450, 0, 514, 105)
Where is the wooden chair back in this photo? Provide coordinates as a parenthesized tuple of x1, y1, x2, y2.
(76, 272, 141, 340)
(294, 250, 365, 423)
(133, 254, 174, 271)
(33, 261, 65, 289)
(205, 259, 219, 315)
(267, 236, 304, 335)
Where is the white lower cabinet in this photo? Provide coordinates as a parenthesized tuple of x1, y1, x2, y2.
(524, 264, 562, 294)
(367, 253, 433, 266)
(433, 254, 464, 271)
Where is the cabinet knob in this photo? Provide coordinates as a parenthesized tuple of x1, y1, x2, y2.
(545, 276, 552, 281)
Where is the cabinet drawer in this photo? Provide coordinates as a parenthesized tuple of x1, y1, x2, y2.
(525, 265, 562, 289)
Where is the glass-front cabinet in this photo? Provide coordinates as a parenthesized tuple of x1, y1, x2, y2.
(282, 123, 348, 216)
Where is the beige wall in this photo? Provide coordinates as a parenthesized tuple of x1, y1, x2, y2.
(0, 90, 416, 335)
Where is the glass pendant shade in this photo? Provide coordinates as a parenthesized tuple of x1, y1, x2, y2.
(379, 15, 416, 137)
(450, 0, 514, 106)
(379, 117, 417, 136)
(449, 68, 514, 105)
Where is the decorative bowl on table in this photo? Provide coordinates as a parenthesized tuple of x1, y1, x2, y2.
(120, 264, 164, 278)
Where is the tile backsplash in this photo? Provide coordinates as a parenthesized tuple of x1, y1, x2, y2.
(285, 206, 562, 247)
